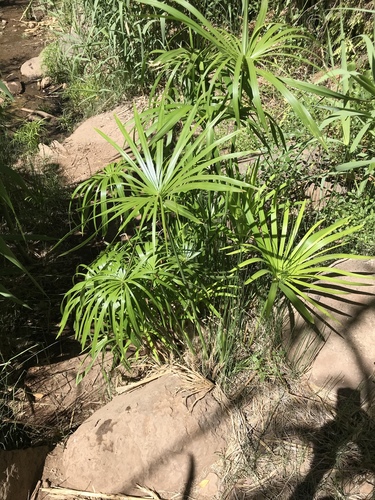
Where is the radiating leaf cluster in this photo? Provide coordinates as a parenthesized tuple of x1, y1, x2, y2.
(58, 0, 373, 372)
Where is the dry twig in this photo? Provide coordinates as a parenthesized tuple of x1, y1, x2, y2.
(39, 485, 162, 499)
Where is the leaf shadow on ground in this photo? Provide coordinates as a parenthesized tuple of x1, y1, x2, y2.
(223, 279, 375, 499)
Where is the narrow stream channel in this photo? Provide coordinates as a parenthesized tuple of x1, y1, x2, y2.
(0, 0, 62, 133)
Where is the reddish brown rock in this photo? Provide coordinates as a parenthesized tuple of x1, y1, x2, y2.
(63, 373, 229, 498)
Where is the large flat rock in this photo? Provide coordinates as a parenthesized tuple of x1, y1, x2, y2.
(62, 373, 229, 498)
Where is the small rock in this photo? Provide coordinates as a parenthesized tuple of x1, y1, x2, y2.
(32, 9, 44, 22)
(37, 141, 67, 161)
(1, 19, 7, 27)
(38, 143, 55, 159)
(49, 140, 67, 154)
(4, 80, 23, 95)
(28, 21, 37, 29)
(40, 76, 52, 90)
(20, 56, 45, 80)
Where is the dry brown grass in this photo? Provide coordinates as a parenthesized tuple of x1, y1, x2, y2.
(220, 373, 375, 499)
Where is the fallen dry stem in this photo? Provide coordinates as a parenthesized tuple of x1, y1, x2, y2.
(39, 485, 161, 499)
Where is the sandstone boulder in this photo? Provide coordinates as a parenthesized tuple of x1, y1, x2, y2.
(63, 373, 229, 498)
(44, 103, 141, 183)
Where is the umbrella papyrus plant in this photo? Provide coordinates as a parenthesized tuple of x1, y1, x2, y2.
(138, 0, 344, 141)
(71, 101, 252, 248)
(232, 192, 373, 324)
(60, 101, 257, 363)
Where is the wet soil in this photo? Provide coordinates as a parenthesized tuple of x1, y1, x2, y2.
(0, 0, 43, 74)
(0, 0, 62, 130)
